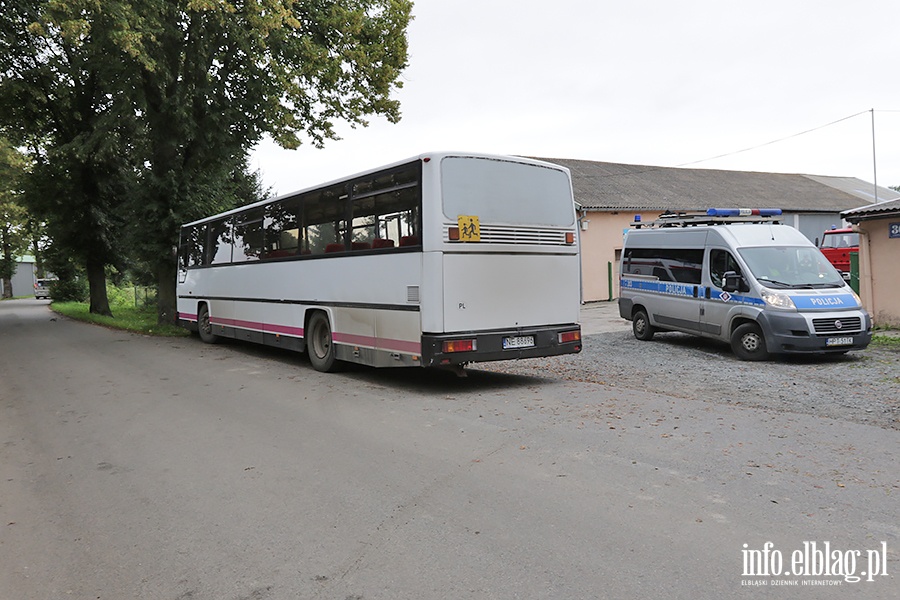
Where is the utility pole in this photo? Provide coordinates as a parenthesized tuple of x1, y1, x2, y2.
(871, 108, 878, 203)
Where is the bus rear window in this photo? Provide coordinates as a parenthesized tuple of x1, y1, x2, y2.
(441, 157, 574, 227)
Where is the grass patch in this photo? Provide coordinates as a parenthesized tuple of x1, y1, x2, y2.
(870, 334, 900, 350)
(51, 302, 190, 337)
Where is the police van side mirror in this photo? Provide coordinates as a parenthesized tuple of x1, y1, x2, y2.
(723, 270, 747, 293)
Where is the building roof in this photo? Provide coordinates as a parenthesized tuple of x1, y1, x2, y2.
(531, 157, 898, 213)
(842, 197, 900, 222)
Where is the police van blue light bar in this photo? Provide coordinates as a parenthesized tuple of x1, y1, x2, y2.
(706, 208, 782, 217)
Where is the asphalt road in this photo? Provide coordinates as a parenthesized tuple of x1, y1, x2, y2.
(1, 299, 896, 599)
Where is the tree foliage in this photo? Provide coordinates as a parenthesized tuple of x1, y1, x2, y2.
(0, 138, 31, 297)
(0, 0, 142, 314)
(1, 0, 412, 322)
(128, 0, 413, 323)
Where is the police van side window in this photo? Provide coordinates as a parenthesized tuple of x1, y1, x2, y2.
(709, 249, 742, 288)
(623, 248, 703, 284)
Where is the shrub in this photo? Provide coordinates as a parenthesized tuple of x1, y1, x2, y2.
(49, 277, 88, 302)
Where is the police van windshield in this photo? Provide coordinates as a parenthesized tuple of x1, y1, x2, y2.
(738, 246, 845, 288)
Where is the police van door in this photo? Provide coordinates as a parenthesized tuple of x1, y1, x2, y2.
(639, 246, 705, 334)
(701, 247, 745, 339)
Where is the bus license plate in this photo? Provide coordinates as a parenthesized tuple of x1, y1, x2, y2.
(503, 335, 535, 349)
(826, 336, 853, 347)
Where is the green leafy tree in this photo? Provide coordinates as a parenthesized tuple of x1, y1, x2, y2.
(0, 0, 141, 315)
(128, 0, 413, 324)
(0, 139, 31, 298)
(1, 0, 412, 323)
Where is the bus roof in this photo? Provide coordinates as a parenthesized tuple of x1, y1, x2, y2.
(182, 152, 570, 227)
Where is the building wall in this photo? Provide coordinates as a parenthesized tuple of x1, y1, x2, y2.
(579, 210, 663, 302)
(0, 259, 36, 298)
(857, 219, 900, 327)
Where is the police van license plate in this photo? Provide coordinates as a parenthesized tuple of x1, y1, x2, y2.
(826, 336, 853, 347)
(503, 335, 535, 349)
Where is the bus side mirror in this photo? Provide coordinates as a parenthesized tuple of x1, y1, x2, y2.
(723, 270, 747, 293)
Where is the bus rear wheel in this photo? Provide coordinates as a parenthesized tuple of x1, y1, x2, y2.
(307, 312, 341, 372)
(198, 305, 219, 344)
(731, 323, 769, 361)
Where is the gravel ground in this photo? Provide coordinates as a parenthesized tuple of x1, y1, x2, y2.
(477, 330, 900, 431)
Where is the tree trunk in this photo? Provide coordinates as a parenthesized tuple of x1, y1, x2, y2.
(157, 259, 177, 326)
(1, 234, 12, 298)
(86, 256, 112, 316)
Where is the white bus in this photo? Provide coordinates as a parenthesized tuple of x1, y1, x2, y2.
(176, 152, 582, 372)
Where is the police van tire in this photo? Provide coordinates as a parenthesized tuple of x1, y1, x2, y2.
(307, 312, 341, 373)
(731, 323, 769, 361)
(632, 309, 655, 341)
(198, 304, 220, 344)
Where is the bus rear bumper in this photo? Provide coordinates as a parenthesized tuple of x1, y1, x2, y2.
(421, 324, 582, 367)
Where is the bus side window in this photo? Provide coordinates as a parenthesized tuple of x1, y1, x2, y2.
(207, 219, 233, 264)
(265, 198, 301, 259)
(233, 208, 265, 262)
(179, 224, 206, 268)
(297, 184, 345, 254)
(350, 163, 421, 250)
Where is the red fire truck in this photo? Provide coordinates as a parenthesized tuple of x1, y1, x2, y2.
(818, 227, 858, 280)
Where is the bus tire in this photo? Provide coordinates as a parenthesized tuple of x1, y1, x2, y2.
(307, 312, 341, 372)
(632, 308, 655, 341)
(198, 304, 220, 344)
(731, 323, 769, 361)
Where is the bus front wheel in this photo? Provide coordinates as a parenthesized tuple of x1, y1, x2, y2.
(198, 305, 219, 344)
(307, 312, 340, 372)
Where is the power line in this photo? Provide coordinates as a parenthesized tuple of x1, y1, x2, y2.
(676, 110, 871, 168)
(578, 109, 900, 182)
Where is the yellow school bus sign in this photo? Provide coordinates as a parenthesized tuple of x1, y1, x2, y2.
(458, 215, 481, 242)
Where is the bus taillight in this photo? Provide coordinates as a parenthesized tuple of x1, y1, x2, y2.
(565, 232, 575, 244)
(448, 226, 460, 241)
(443, 339, 476, 353)
(558, 330, 580, 344)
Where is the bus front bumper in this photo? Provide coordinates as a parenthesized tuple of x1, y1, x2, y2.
(421, 324, 582, 367)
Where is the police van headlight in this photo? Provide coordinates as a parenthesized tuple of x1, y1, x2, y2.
(761, 289, 796, 310)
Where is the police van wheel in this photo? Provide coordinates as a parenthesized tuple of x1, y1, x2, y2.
(632, 309, 655, 341)
(731, 323, 769, 361)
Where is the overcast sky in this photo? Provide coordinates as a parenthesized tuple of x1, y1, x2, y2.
(251, 0, 900, 203)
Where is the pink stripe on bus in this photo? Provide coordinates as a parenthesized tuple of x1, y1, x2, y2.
(207, 317, 420, 354)
(333, 332, 421, 354)
(213, 317, 263, 330)
(264, 323, 304, 337)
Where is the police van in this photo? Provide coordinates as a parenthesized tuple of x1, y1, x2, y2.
(618, 209, 872, 360)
